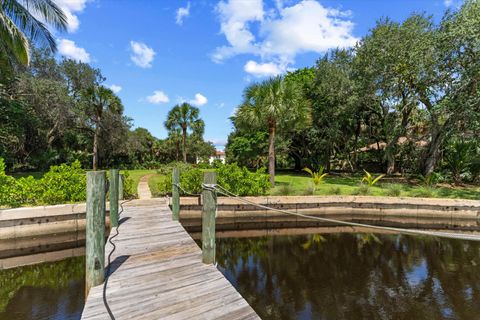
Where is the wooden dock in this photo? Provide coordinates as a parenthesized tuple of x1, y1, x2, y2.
(81, 198, 259, 320)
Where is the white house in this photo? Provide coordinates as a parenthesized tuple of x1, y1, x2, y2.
(209, 150, 225, 164)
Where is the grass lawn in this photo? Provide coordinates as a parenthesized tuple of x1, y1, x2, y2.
(272, 173, 480, 200)
(148, 174, 167, 197)
(121, 169, 158, 195)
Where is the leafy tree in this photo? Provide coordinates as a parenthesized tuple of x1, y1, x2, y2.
(164, 103, 204, 163)
(309, 49, 359, 171)
(226, 131, 268, 168)
(354, 17, 427, 174)
(83, 86, 123, 170)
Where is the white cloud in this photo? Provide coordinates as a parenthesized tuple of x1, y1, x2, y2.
(109, 84, 122, 94)
(130, 41, 156, 68)
(208, 138, 227, 147)
(444, 0, 453, 6)
(213, 0, 358, 73)
(244, 60, 284, 77)
(55, 0, 89, 32)
(146, 90, 170, 104)
(176, 2, 191, 25)
(189, 93, 208, 106)
(58, 39, 90, 62)
(260, 1, 358, 62)
(212, 0, 264, 62)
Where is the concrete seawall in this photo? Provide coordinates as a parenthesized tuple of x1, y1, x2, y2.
(178, 195, 480, 232)
(1, 196, 479, 268)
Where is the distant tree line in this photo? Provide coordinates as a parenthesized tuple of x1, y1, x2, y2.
(0, 1, 215, 172)
(0, 49, 214, 171)
(228, 0, 480, 185)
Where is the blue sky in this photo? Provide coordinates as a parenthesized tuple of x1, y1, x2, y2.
(53, 0, 460, 149)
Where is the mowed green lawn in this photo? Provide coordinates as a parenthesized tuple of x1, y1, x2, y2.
(272, 173, 480, 200)
(148, 174, 167, 197)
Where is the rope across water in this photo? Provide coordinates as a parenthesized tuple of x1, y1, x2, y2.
(210, 184, 480, 242)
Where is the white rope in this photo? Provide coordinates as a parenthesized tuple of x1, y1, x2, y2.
(214, 184, 480, 242)
(173, 183, 202, 196)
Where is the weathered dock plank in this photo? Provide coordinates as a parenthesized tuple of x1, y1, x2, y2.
(81, 198, 259, 320)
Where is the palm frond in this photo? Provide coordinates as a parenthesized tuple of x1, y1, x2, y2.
(0, 11, 29, 65)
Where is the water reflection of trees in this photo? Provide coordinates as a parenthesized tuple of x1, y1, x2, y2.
(216, 233, 480, 320)
(0, 257, 84, 319)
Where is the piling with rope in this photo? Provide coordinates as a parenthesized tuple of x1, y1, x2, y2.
(85, 170, 106, 296)
(118, 173, 124, 200)
(172, 168, 180, 221)
(202, 172, 217, 264)
(109, 169, 119, 228)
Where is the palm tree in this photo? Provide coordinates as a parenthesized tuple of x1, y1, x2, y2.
(164, 103, 204, 163)
(165, 102, 205, 162)
(0, 0, 67, 66)
(167, 128, 182, 161)
(85, 86, 122, 170)
(235, 76, 309, 186)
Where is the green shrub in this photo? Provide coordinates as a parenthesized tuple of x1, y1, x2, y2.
(418, 172, 440, 188)
(39, 161, 86, 204)
(196, 162, 212, 169)
(353, 184, 371, 195)
(211, 159, 224, 168)
(216, 163, 269, 196)
(155, 168, 203, 196)
(0, 159, 88, 207)
(0, 158, 20, 207)
(155, 163, 269, 197)
(385, 184, 402, 197)
(121, 171, 136, 199)
(303, 183, 316, 195)
(0, 157, 140, 207)
(274, 183, 294, 196)
(328, 186, 342, 195)
(14, 176, 42, 205)
(156, 162, 193, 175)
(180, 169, 204, 195)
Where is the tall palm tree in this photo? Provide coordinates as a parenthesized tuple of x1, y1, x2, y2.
(164, 103, 204, 163)
(0, 0, 67, 66)
(85, 86, 122, 170)
(235, 76, 309, 186)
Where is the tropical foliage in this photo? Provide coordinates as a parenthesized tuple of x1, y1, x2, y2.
(227, 1, 480, 184)
(361, 170, 385, 187)
(303, 166, 328, 186)
(154, 163, 269, 197)
(0, 157, 134, 207)
(0, 0, 67, 66)
(164, 103, 206, 163)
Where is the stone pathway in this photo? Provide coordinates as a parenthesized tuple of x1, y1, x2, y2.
(137, 174, 154, 199)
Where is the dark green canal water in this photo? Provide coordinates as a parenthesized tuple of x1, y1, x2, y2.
(1, 233, 480, 319)
(0, 257, 84, 320)
(215, 233, 480, 320)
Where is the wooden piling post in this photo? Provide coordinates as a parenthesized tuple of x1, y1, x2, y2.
(172, 168, 180, 221)
(202, 172, 217, 264)
(109, 169, 119, 228)
(118, 173, 124, 200)
(86, 171, 106, 296)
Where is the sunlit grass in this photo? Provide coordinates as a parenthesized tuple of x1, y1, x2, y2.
(271, 173, 479, 200)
